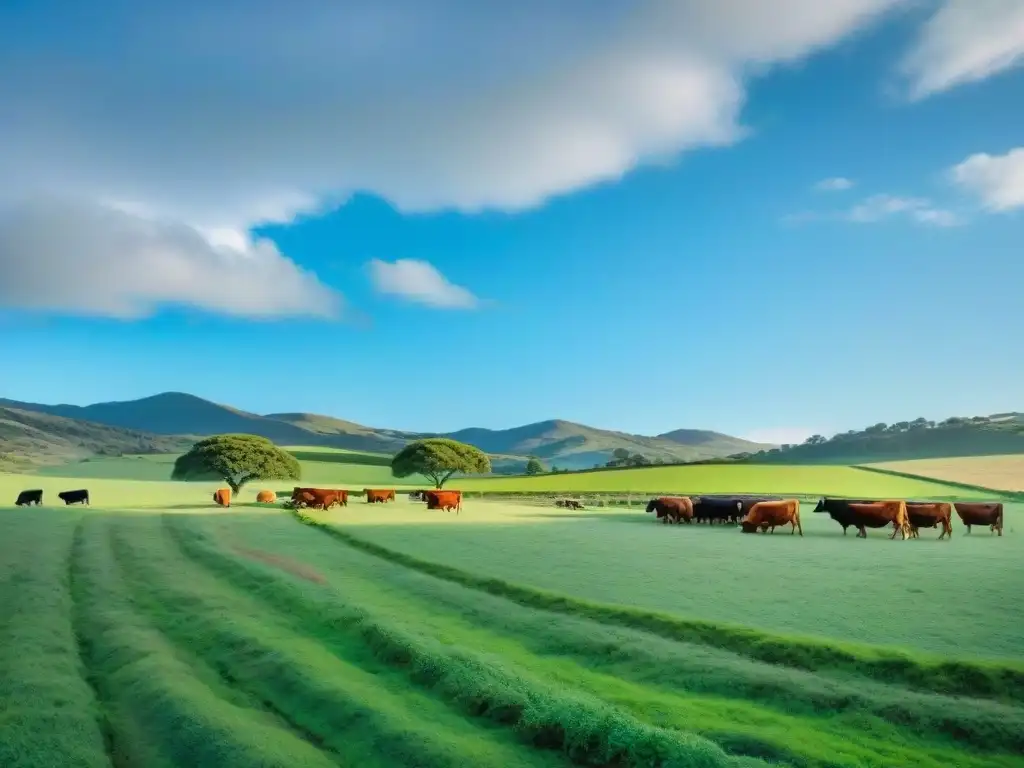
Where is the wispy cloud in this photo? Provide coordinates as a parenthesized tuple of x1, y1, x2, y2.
(814, 177, 854, 191)
(949, 147, 1024, 211)
(900, 0, 1024, 100)
(367, 258, 479, 309)
(845, 194, 961, 226)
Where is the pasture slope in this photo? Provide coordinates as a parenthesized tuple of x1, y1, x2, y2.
(0, 469, 1022, 768)
(456, 463, 996, 498)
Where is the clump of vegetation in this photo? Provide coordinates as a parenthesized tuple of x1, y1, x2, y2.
(391, 438, 491, 488)
(525, 456, 545, 475)
(172, 434, 301, 494)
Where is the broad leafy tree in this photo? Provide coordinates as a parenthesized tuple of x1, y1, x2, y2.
(391, 438, 491, 489)
(172, 434, 301, 494)
(525, 456, 545, 475)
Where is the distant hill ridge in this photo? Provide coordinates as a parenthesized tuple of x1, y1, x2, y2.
(0, 392, 772, 470)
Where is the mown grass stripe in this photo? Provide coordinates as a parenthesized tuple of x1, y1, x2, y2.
(70, 515, 338, 768)
(0, 509, 111, 768)
(108, 519, 563, 768)
(163, 515, 778, 768)
(288, 508, 1024, 704)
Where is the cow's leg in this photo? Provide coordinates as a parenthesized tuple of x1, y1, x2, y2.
(857, 526, 867, 538)
(965, 524, 971, 534)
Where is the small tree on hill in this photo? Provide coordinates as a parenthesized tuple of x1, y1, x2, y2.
(391, 438, 491, 489)
(525, 456, 545, 475)
(172, 434, 301, 494)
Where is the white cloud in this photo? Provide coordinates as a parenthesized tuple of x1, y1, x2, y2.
(367, 259, 478, 309)
(846, 193, 962, 226)
(742, 428, 820, 446)
(815, 177, 854, 191)
(0, 1, 911, 318)
(949, 147, 1024, 211)
(0, 198, 340, 319)
(900, 0, 1024, 99)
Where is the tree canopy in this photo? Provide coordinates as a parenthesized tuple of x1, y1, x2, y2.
(171, 434, 301, 494)
(391, 438, 491, 488)
(525, 456, 545, 475)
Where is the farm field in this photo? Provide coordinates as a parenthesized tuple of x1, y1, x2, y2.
(2, 467, 1022, 768)
(28, 449, 428, 488)
(867, 454, 1024, 493)
(457, 463, 996, 498)
(1, 500, 1022, 768)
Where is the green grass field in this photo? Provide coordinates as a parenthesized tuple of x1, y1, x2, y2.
(2, 464, 1022, 768)
(456, 463, 997, 498)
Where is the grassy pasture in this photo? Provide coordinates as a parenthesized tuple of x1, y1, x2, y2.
(0, 503, 1021, 768)
(457, 463, 997, 498)
(2, 466, 1022, 767)
(315, 500, 1024, 660)
(867, 454, 1024, 493)
(26, 448, 428, 488)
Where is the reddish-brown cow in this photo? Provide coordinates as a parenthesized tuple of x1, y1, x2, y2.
(953, 502, 1004, 536)
(425, 490, 462, 513)
(905, 502, 953, 540)
(213, 488, 232, 507)
(846, 500, 911, 539)
(741, 499, 803, 535)
(291, 487, 348, 510)
(645, 497, 694, 524)
(364, 488, 396, 503)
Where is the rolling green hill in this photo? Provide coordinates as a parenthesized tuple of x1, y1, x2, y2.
(0, 406, 192, 471)
(1, 393, 771, 469)
(749, 413, 1024, 464)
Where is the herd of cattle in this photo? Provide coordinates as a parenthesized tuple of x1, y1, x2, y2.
(11, 485, 1005, 539)
(643, 494, 1005, 538)
(14, 488, 90, 506)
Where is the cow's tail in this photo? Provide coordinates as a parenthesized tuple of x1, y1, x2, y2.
(997, 505, 1004, 533)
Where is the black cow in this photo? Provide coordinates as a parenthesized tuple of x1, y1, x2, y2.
(15, 489, 43, 506)
(812, 497, 878, 535)
(691, 496, 743, 525)
(408, 491, 427, 502)
(58, 489, 90, 506)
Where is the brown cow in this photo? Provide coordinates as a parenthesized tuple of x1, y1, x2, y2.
(364, 488, 396, 503)
(904, 502, 953, 540)
(291, 487, 348, 510)
(645, 497, 694, 524)
(425, 490, 462, 513)
(213, 488, 232, 507)
(953, 502, 1004, 536)
(256, 490, 277, 504)
(846, 500, 911, 539)
(741, 499, 802, 535)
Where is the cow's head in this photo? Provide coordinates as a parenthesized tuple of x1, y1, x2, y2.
(812, 498, 826, 513)
(740, 521, 759, 533)
(645, 499, 657, 513)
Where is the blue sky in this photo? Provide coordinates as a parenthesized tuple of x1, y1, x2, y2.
(1, 1, 1022, 443)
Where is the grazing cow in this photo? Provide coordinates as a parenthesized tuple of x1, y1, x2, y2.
(58, 489, 90, 506)
(645, 497, 694, 524)
(740, 499, 803, 535)
(213, 488, 231, 507)
(425, 490, 462, 513)
(812, 498, 878, 535)
(904, 502, 953, 540)
(566, 500, 584, 510)
(364, 488, 396, 504)
(15, 489, 43, 506)
(256, 490, 277, 504)
(691, 496, 743, 525)
(953, 502, 1004, 536)
(292, 487, 348, 510)
(845, 500, 911, 539)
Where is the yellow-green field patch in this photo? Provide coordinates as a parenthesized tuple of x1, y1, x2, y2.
(867, 454, 1024, 492)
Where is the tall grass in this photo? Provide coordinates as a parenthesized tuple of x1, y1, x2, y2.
(69, 515, 339, 768)
(0, 510, 109, 768)
(168, 514, 1024, 768)
(290, 508, 1024, 704)
(161, 515, 776, 768)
